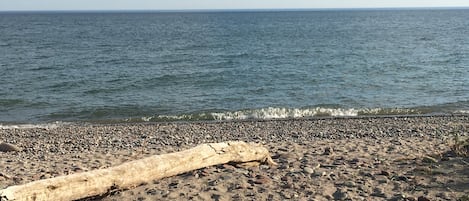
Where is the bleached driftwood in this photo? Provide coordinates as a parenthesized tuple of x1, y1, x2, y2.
(0, 141, 276, 201)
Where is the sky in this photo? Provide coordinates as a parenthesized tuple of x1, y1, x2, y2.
(1, 0, 469, 11)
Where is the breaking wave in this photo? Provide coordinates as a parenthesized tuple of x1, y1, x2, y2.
(127, 106, 448, 122)
(0, 121, 71, 129)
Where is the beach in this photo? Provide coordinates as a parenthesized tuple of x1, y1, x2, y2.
(1, 115, 468, 200)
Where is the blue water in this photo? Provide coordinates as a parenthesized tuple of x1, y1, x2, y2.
(1, 9, 468, 123)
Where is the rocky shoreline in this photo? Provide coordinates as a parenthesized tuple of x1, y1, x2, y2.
(1, 115, 468, 200)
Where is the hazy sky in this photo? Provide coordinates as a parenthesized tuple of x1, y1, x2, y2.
(1, 0, 469, 11)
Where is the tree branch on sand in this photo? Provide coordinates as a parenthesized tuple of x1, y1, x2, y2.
(0, 141, 276, 201)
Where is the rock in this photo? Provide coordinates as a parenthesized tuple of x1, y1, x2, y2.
(145, 188, 161, 196)
(281, 192, 292, 199)
(323, 147, 333, 155)
(371, 187, 387, 198)
(333, 188, 349, 200)
(389, 193, 407, 201)
(395, 175, 408, 182)
(303, 167, 315, 174)
(312, 170, 327, 177)
(375, 175, 389, 184)
(436, 192, 451, 200)
(253, 175, 271, 184)
(349, 158, 360, 164)
(417, 196, 431, 201)
(379, 170, 391, 177)
(422, 156, 438, 163)
(343, 181, 356, 187)
(313, 163, 321, 169)
(0, 142, 22, 152)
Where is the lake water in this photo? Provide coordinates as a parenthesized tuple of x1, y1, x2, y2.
(1, 9, 468, 123)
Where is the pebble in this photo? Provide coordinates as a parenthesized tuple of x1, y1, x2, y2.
(395, 175, 408, 182)
(390, 193, 407, 201)
(0, 116, 468, 201)
(253, 175, 271, 185)
(436, 192, 451, 200)
(323, 147, 333, 155)
(333, 188, 349, 200)
(312, 171, 327, 177)
(343, 181, 356, 187)
(379, 170, 391, 177)
(422, 156, 438, 163)
(417, 196, 431, 201)
(371, 187, 387, 198)
(303, 167, 315, 174)
(375, 175, 389, 184)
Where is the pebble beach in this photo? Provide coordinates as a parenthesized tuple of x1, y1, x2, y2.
(1, 115, 468, 200)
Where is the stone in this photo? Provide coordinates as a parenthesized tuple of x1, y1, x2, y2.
(312, 170, 327, 177)
(379, 170, 391, 177)
(303, 167, 315, 174)
(253, 175, 271, 184)
(436, 192, 451, 200)
(371, 187, 387, 198)
(395, 175, 408, 182)
(0, 142, 22, 152)
(375, 175, 389, 184)
(323, 147, 333, 155)
(390, 193, 407, 201)
(422, 156, 438, 163)
(333, 188, 349, 200)
(343, 181, 356, 187)
(417, 196, 431, 201)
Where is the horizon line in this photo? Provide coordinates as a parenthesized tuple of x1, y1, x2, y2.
(1, 6, 469, 13)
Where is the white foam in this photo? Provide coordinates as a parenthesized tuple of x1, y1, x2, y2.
(211, 107, 359, 120)
(141, 116, 153, 122)
(137, 107, 447, 122)
(455, 110, 469, 114)
(0, 121, 68, 129)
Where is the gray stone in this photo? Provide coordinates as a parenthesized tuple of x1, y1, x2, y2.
(343, 181, 356, 187)
(371, 187, 387, 198)
(333, 188, 349, 200)
(375, 175, 389, 184)
(422, 156, 438, 163)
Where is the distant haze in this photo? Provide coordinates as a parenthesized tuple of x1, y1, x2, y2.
(1, 0, 469, 11)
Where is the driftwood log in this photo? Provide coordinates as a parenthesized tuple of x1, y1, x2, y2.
(0, 141, 276, 201)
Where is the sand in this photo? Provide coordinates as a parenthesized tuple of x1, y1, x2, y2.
(1, 115, 468, 200)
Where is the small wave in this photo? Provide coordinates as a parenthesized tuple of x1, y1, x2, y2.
(132, 107, 428, 122)
(454, 110, 469, 114)
(0, 121, 70, 129)
(211, 107, 360, 120)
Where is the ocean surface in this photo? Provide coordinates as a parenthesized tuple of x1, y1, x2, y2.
(1, 9, 468, 124)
